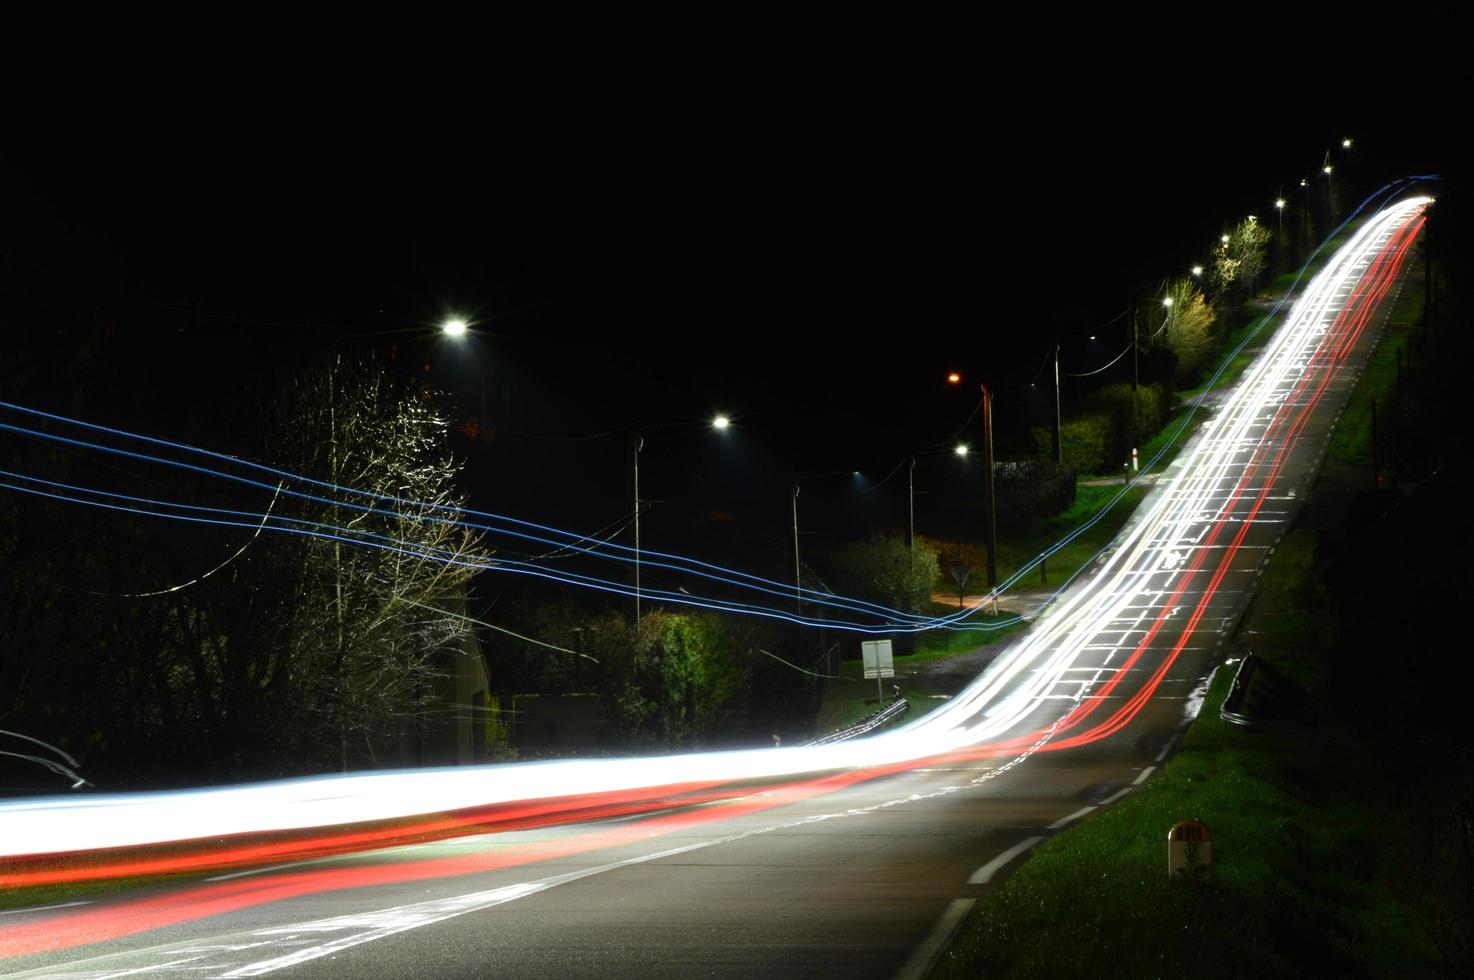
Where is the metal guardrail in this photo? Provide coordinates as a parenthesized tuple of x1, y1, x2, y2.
(805, 698, 909, 746)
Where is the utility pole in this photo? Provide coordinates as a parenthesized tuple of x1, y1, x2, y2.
(634, 433, 643, 622)
(981, 383, 998, 589)
(1052, 345, 1062, 465)
(906, 457, 916, 552)
(791, 483, 802, 611)
(1131, 307, 1139, 394)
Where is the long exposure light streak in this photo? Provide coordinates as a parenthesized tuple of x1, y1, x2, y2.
(0, 195, 1430, 911)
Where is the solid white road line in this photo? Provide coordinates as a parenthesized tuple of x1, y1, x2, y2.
(1046, 805, 1097, 830)
(894, 898, 976, 980)
(967, 836, 1045, 885)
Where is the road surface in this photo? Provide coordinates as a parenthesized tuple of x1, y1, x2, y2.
(0, 196, 1429, 978)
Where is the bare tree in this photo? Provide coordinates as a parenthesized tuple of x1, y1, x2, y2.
(260, 357, 491, 769)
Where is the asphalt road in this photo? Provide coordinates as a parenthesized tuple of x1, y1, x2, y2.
(0, 196, 1429, 978)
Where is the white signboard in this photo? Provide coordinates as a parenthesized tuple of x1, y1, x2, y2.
(861, 639, 894, 680)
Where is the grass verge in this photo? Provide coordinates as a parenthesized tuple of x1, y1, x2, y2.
(1328, 270, 1426, 467)
(934, 527, 1454, 977)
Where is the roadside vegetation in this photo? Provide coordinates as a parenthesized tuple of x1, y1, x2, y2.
(936, 198, 1473, 977)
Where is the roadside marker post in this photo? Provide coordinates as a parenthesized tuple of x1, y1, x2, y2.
(1168, 819, 1212, 881)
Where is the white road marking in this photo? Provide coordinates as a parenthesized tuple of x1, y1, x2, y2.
(894, 898, 975, 980)
(1132, 766, 1156, 786)
(1046, 805, 1097, 830)
(0, 899, 92, 916)
(967, 836, 1045, 885)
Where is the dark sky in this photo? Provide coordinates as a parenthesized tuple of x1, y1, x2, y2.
(3, 8, 1464, 542)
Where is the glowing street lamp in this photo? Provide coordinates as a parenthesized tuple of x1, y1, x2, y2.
(953, 443, 969, 457)
(1191, 265, 1204, 277)
(1342, 137, 1353, 149)
(712, 414, 731, 430)
(442, 318, 469, 338)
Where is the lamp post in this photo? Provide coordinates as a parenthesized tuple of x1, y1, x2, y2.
(635, 415, 731, 621)
(979, 382, 997, 589)
(946, 373, 997, 589)
(1052, 344, 1062, 464)
(906, 444, 969, 553)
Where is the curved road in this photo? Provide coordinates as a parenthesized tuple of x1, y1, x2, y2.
(0, 196, 1429, 978)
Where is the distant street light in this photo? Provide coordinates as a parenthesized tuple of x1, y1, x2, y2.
(1275, 196, 1286, 237)
(954, 443, 969, 457)
(1342, 137, 1353, 149)
(712, 414, 731, 430)
(442, 318, 469, 337)
(1191, 265, 1204, 277)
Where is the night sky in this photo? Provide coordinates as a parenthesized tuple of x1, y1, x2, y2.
(3, 9, 1465, 556)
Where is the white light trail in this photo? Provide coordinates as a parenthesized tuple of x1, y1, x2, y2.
(0, 197, 1429, 868)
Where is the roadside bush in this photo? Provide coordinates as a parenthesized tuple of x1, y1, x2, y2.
(1032, 413, 1113, 475)
(1085, 383, 1173, 461)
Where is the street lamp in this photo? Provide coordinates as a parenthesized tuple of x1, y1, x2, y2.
(906, 444, 969, 555)
(940, 376, 997, 588)
(441, 318, 469, 337)
(634, 414, 731, 620)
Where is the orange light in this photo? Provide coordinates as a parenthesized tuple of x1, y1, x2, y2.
(946, 372, 962, 384)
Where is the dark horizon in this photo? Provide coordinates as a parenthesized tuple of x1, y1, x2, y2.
(4, 12, 1463, 552)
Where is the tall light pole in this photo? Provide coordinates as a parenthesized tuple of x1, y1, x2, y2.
(1052, 344, 1062, 464)
(943, 375, 998, 591)
(634, 414, 731, 621)
(907, 445, 969, 553)
(980, 383, 997, 589)
(1323, 152, 1335, 219)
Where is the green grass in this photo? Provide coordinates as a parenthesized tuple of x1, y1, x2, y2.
(1328, 278, 1426, 468)
(996, 483, 1147, 590)
(934, 210, 1459, 975)
(934, 528, 1459, 978)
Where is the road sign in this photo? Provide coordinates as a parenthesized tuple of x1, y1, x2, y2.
(861, 639, 894, 680)
(861, 639, 895, 706)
